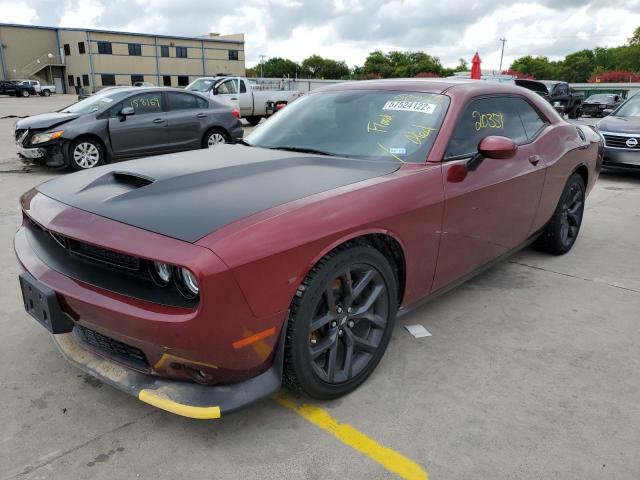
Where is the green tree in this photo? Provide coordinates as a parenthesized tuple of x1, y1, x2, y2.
(362, 50, 444, 78)
(300, 55, 350, 79)
(558, 49, 595, 83)
(628, 26, 640, 46)
(509, 56, 559, 79)
(260, 57, 300, 78)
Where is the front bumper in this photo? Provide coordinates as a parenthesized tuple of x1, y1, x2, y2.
(603, 147, 640, 169)
(16, 139, 66, 167)
(52, 327, 284, 419)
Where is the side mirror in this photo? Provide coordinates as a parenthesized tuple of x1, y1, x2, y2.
(120, 106, 135, 117)
(602, 108, 614, 116)
(466, 136, 518, 171)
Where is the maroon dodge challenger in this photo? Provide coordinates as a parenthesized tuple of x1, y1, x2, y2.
(15, 80, 602, 419)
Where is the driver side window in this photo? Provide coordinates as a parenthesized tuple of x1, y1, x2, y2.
(446, 97, 527, 158)
(217, 79, 238, 95)
(126, 93, 163, 115)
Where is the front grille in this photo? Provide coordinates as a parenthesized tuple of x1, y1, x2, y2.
(75, 324, 149, 368)
(603, 134, 640, 149)
(15, 129, 28, 144)
(67, 238, 141, 271)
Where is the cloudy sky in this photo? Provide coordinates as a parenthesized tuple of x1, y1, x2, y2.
(3, 0, 640, 71)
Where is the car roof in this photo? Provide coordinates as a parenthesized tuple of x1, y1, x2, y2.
(316, 78, 536, 96)
(98, 86, 204, 95)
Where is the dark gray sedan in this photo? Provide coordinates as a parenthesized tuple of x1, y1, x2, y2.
(15, 87, 243, 170)
(596, 94, 640, 170)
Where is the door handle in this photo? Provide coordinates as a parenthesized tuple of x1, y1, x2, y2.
(152, 118, 164, 124)
(196, 113, 206, 118)
(230, 97, 238, 100)
(528, 155, 541, 166)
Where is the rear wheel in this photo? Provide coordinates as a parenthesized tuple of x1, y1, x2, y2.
(21, 89, 30, 97)
(42, 89, 51, 97)
(69, 138, 104, 170)
(203, 129, 228, 148)
(534, 173, 585, 254)
(246, 116, 262, 126)
(284, 245, 398, 399)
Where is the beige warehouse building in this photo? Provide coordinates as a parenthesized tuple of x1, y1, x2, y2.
(0, 23, 245, 93)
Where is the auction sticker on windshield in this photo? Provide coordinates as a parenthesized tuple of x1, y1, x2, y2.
(382, 101, 437, 114)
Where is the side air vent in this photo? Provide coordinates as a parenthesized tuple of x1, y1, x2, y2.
(112, 171, 155, 188)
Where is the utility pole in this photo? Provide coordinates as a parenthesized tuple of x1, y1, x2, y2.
(258, 54, 266, 78)
(499, 37, 507, 72)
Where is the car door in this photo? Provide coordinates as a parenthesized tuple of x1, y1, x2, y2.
(165, 91, 210, 150)
(108, 92, 168, 157)
(213, 78, 239, 111)
(432, 95, 548, 291)
(238, 79, 253, 117)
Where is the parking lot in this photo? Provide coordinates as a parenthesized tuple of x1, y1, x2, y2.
(1, 95, 639, 479)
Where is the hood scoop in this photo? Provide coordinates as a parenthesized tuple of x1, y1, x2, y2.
(112, 171, 156, 188)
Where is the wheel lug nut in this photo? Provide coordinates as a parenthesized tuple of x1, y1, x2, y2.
(336, 306, 342, 313)
(348, 320, 354, 328)
(338, 329, 343, 336)
(330, 321, 337, 328)
(347, 307, 352, 313)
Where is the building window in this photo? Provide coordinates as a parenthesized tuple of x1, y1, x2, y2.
(163, 75, 172, 86)
(131, 74, 144, 85)
(63, 44, 71, 56)
(160, 45, 169, 57)
(175, 46, 188, 58)
(67, 75, 74, 86)
(97, 41, 112, 55)
(82, 75, 90, 86)
(128, 43, 142, 56)
(228, 50, 239, 61)
(101, 74, 116, 86)
(177, 75, 189, 86)
(78, 42, 86, 54)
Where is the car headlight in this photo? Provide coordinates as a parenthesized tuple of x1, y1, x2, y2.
(30, 130, 64, 145)
(178, 268, 199, 297)
(150, 261, 172, 286)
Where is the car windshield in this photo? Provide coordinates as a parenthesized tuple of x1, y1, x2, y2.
(246, 90, 450, 163)
(186, 78, 217, 92)
(60, 90, 130, 114)
(614, 97, 640, 117)
(587, 94, 615, 103)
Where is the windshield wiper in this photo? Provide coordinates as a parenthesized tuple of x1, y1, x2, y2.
(264, 146, 339, 157)
(236, 138, 252, 146)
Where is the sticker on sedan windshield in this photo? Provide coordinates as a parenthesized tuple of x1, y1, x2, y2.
(102, 98, 114, 103)
(389, 147, 407, 156)
(382, 101, 437, 114)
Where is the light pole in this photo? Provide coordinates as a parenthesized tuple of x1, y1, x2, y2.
(259, 54, 266, 78)
(499, 37, 507, 72)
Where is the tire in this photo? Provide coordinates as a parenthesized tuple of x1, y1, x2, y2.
(533, 173, 585, 255)
(284, 244, 398, 399)
(567, 107, 578, 119)
(21, 90, 30, 97)
(42, 89, 51, 97)
(68, 138, 104, 170)
(203, 128, 229, 148)
(246, 116, 262, 126)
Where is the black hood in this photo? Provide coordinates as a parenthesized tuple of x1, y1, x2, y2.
(597, 115, 640, 134)
(16, 112, 82, 130)
(37, 144, 400, 242)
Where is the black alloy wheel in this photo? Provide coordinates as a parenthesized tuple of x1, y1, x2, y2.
(284, 245, 398, 399)
(534, 173, 585, 254)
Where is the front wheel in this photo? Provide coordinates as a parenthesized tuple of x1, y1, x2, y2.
(284, 245, 398, 399)
(246, 116, 262, 126)
(533, 173, 585, 254)
(69, 138, 104, 170)
(21, 90, 30, 97)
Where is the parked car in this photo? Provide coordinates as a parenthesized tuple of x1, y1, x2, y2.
(15, 80, 601, 418)
(582, 93, 623, 117)
(515, 79, 584, 118)
(0, 80, 37, 97)
(15, 87, 242, 169)
(595, 93, 640, 169)
(16, 79, 56, 96)
(186, 76, 302, 125)
(133, 81, 155, 87)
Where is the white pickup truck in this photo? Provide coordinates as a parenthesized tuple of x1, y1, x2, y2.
(186, 76, 302, 125)
(16, 79, 56, 96)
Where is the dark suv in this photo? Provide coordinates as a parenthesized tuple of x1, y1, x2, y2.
(0, 80, 37, 97)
